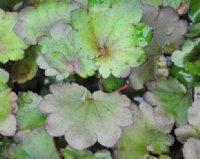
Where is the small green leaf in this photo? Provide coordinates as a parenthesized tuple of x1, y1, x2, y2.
(189, 0, 200, 23)
(61, 146, 111, 159)
(8, 127, 60, 159)
(186, 23, 200, 37)
(0, 89, 18, 136)
(40, 83, 133, 150)
(101, 75, 126, 93)
(16, 92, 46, 131)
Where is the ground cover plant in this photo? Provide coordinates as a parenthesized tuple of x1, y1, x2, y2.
(0, 0, 200, 158)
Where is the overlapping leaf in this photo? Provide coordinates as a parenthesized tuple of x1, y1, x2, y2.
(171, 38, 200, 76)
(61, 146, 111, 159)
(10, 47, 38, 84)
(39, 83, 133, 150)
(0, 89, 18, 136)
(183, 138, 200, 159)
(16, 92, 46, 131)
(116, 102, 174, 159)
(175, 100, 200, 143)
(37, 22, 96, 80)
(8, 127, 59, 159)
(14, 0, 79, 45)
(144, 78, 192, 124)
(0, 9, 27, 63)
(142, 5, 188, 54)
(69, 0, 147, 78)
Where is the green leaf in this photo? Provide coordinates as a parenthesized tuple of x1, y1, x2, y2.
(186, 23, 200, 37)
(37, 22, 96, 80)
(69, 0, 147, 78)
(0, 0, 22, 10)
(10, 47, 38, 84)
(101, 75, 126, 93)
(14, 0, 79, 45)
(170, 65, 199, 87)
(183, 138, 200, 159)
(0, 10, 27, 63)
(144, 78, 192, 124)
(39, 83, 133, 150)
(142, 5, 188, 54)
(8, 127, 60, 159)
(16, 92, 46, 131)
(116, 102, 174, 159)
(189, 0, 200, 23)
(0, 89, 18, 136)
(61, 146, 111, 159)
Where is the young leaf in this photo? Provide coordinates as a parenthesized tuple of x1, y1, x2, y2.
(61, 146, 111, 159)
(39, 83, 133, 150)
(142, 5, 188, 54)
(0, 89, 18, 136)
(69, 0, 147, 78)
(0, 9, 27, 63)
(37, 22, 96, 80)
(183, 138, 200, 159)
(14, 0, 80, 45)
(189, 0, 200, 23)
(10, 47, 38, 84)
(8, 127, 60, 159)
(116, 102, 174, 159)
(16, 92, 46, 131)
(171, 38, 200, 67)
(144, 78, 192, 125)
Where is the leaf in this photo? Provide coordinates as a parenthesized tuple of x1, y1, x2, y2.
(142, 5, 188, 54)
(37, 22, 96, 80)
(0, 137, 12, 159)
(39, 83, 133, 150)
(8, 127, 60, 159)
(0, 68, 9, 91)
(14, 0, 80, 45)
(100, 75, 126, 93)
(16, 92, 46, 131)
(10, 47, 38, 84)
(116, 102, 174, 159)
(129, 55, 169, 90)
(144, 78, 192, 125)
(186, 23, 200, 38)
(183, 138, 200, 159)
(171, 38, 200, 68)
(0, 0, 22, 10)
(141, 0, 162, 7)
(0, 9, 27, 63)
(189, 0, 200, 23)
(61, 146, 111, 159)
(69, 0, 147, 78)
(0, 89, 18, 136)
(175, 100, 200, 143)
(170, 65, 199, 87)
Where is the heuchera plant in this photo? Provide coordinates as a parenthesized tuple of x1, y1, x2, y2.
(0, 0, 200, 159)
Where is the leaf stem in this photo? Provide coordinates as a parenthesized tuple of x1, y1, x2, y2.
(115, 84, 129, 93)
